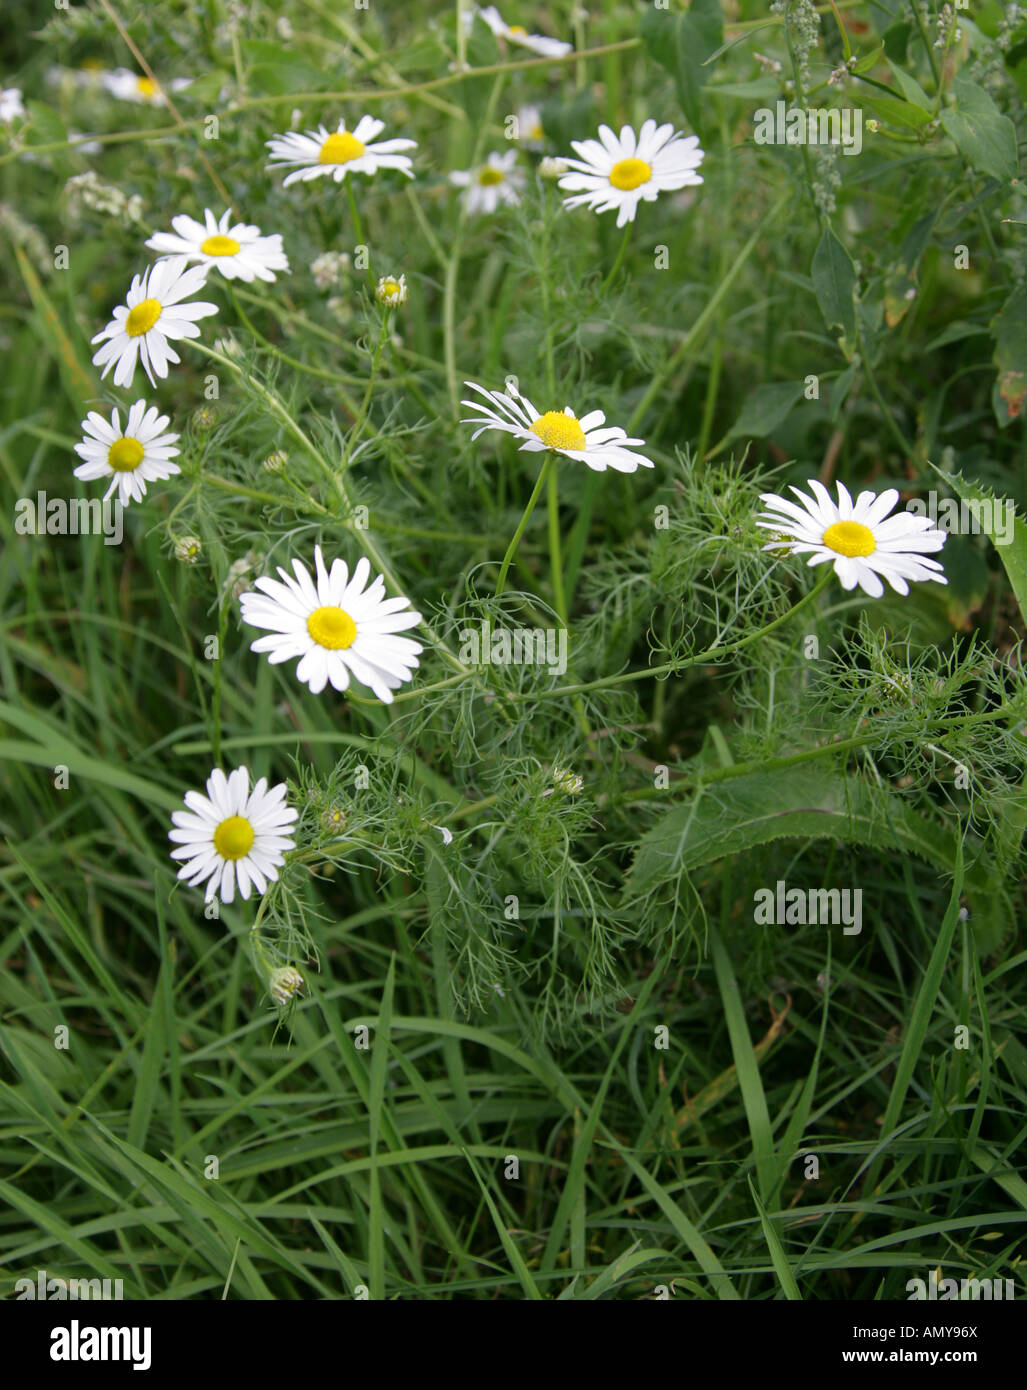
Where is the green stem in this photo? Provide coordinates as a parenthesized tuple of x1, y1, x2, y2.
(627, 192, 790, 434)
(495, 455, 553, 600)
(346, 178, 374, 290)
(505, 570, 833, 701)
(600, 223, 632, 292)
(547, 462, 567, 623)
(342, 307, 391, 470)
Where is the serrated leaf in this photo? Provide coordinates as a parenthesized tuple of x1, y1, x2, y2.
(932, 463, 1027, 626)
(640, 0, 723, 136)
(624, 767, 1008, 950)
(940, 75, 1018, 182)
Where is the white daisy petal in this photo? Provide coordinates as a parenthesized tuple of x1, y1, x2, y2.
(461, 380, 654, 474)
(168, 766, 297, 907)
(239, 549, 423, 701)
(758, 479, 948, 598)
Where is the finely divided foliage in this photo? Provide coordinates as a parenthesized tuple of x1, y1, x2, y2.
(1, 0, 1026, 1304)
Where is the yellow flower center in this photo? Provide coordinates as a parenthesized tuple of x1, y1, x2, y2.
(381, 278, 401, 296)
(479, 167, 505, 185)
(137, 76, 159, 98)
(508, 25, 528, 36)
(609, 157, 652, 191)
(822, 520, 877, 558)
(200, 234, 241, 256)
(319, 131, 366, 164)
(125, 297, 162, 337)
(212, 815, 254, 861)
(107, 437, 144, 472)
(529, 411, 587, 452)
(307, 605, 357, 649)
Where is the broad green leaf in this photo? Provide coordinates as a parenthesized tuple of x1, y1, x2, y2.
(940, 75, 1018, 182)
(887, 61, 933, 111)
(640, 0, 723, 136)
(623, 767, 1008, 950)
(932, 464, 1027, 625)
(812, 225, 856, 351)
(860, 93, 933, 129)
(727, 381, 804, 441)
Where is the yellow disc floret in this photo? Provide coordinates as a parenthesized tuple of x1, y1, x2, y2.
(529, 411, 587, 452)
(478, 167, 505, 185)
(307, 605, 357, 650)
(136, 77, 159, 98)
(822, 520, 877, 557)
(201, 234, 241, 256)
(609, 158, 652, 191)
(107, 437, 145, 472)
(125, 298, 162, 337)
(213, 815, 254, 860)
(319, 131, 366, 164)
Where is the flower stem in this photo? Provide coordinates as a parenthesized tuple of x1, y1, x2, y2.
(345, 178, 374, 290)
(495, 454, 553, 600)
(600, 223, 632, 292)
(547, 460, 567, 622)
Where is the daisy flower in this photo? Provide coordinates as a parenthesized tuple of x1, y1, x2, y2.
(169, 766, 298, 905)
(265, 116, 417, 187)
(461, 381, 654, 474)
(756, 479, 948, 598)
(514, 103, 546, 149)
(558, 120, 704, 227)
(449, 150, 525, 215)
(73, 400, 180, 506)
(102, 68, 191, 104)
(239, 546, 423, 702)
(91, 255, 219, 389)
(145, 208, 290, 283)
(0, 86, 25, 124)
(470, 6, 573, 57)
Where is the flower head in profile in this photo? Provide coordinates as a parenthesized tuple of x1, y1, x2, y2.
(514, 104, 545, 149)
(91, 255, 218, 388)
(169, 766, 298, 905)
(239, 546, 423, 702)
(269, 966, 305, 1008)
(757, 479, 948, 598)
(376, 272, 408, 307)
(470, 6, 572, 56)
(73, 401, 180, 506)
(265, 116, 417, 186)
(146, 208, 290, 283)
(558, 120, 704, 226)
(449, 150, 525, 215)
(461, 381, 654, 474)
